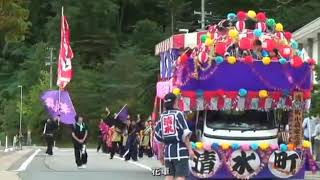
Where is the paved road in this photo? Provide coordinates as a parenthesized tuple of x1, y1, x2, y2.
(18, 148, 162, 180)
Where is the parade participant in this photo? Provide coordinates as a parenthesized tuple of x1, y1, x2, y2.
(154, 93, 194, 180)
(109, 124, 123, 159)
(124, 119, 139, 161)
(72, 115, 88, 168)
(43, 117, 59, 156)
(97, 119, 108, 153)
(139, 119, 153, 158)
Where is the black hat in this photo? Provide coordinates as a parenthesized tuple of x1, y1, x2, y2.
(164, 93, 177, 103)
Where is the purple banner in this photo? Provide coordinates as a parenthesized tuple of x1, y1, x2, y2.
(160, 49, 180, 79)
(41, 90, 76, 124)
(178, 60, 312, 92)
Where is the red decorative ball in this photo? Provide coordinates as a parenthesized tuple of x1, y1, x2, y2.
(291, 55, 303, 68)
(308, 58, 316, 65)
(239, 37, 253, 50)
(244, 55, 253, 63)
(284, 32, 292, 41)
(179, 54, 189, 64)
(256, 12, 267, 22)
(279, 46, 292, 58)
(215, 42, 226, 56)
(237, 11, 247, 21)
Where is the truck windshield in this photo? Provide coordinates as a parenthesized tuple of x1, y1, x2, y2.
(206, 110, 277, 130)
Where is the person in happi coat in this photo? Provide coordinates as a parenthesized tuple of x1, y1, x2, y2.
(97, 119, 109, 153)
(72, 115, 88, 169)
(109, 124, 124, 159)
(43, 117, 59, 156)
(154, 93, 194, 180)
(139, 119, 153, 158)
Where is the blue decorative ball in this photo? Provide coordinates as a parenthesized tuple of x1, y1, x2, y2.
(239, 88, 248, 97)
(279, 58, 287, 64)
(191, 142, 197, 149)
(196, 89, 204, 97)
(280, 144, 288, 152)
(231, 143, 240, 150)
(291, 40, 299, 49)
(262, 50, 269, 57)
(215, 56, 224, 64)
(251, 143, 259, 151)
(227, 13, 237, 21)
(212, 143, 220, 150)
(254, 29, 263, 37)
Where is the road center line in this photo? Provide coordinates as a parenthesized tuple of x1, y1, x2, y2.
(113, 156, 152, 171)
(15, 149, 41, 172)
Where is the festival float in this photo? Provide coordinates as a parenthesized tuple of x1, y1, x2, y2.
(153, 10, 319, 179)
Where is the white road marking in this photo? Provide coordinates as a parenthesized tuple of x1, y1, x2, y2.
(15, 149, 41, 172)
(113, 156, 152, 171)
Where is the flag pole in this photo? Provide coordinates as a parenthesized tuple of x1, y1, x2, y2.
(115, 104, 128, 119)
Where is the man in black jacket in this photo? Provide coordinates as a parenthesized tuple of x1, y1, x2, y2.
(43, 118, 59, 156)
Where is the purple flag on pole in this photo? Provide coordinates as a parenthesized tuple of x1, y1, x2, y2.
(115, 104, 128, 123)
(40, 90, 76, 124)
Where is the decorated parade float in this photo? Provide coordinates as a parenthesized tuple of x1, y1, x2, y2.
(153, 10, 319, 179)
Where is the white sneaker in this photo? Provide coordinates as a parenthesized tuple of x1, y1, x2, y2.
(78, 166, 83, 169)
(81, 165, 87, 169)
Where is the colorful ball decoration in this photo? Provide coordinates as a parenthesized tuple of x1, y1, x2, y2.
(291, 40, 299, 49)
(239, 37, 253, 50)
(270, 144, 279, 150)
(253, 28, 263, 37)
(275, 23, 284, 32)
(279, 46, 292, 58)
(195, 142, 204, 150)
(172, 88, 181, 96)
(241, 144, 251, 151)
(237, 11, 247, 21)
(228, 29, 239, 39)
(179, 54, 189, 64)
(203, 143, 212, 151)
(191, 142, 197, 149)
(221, 143, 231, 150)
(247, 10, 256, 19)
(239, 88, 248, 97)
(201, 34, 207, 43)
(231, 143, 241, 150)
(215, 56, 224, 64)
(280, 144, 288, 152)
(227, 12, 237, 21)
(292, 55, 303, 68)
(303, 140, 311, 149)
(196, 89, 204, 97)
(284, 32, 292, 41)
(266, 18, 276, 27)
(215, 42, 227, 55)
(308, 58, 316, 65)
(259, 143, 269, 151)
(251, 143, 259, 151)
(227, 56, 237, 64)
(279, 58, 288, 64)
(205, 38, 214, 47)
(262, 50, 269, 57)
(256, 12, 267, 22)
(287, 143, 296, 151)
(262, 57, 271, 65)
(212, 142, 220, 150)
(244, 55, 253, 63)
(259, 90, 268, 98)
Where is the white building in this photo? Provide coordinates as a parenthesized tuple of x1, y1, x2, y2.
(293, 17, 320, 63)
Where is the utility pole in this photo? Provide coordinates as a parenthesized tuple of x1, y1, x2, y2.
(194, 0, 212, 29)
(45, 48, 55, 89)
(18, 85, 23, 150)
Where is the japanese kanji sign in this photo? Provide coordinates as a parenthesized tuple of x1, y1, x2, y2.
(268, 150, 302, 178)
(41, 90, 76, 124)
(227, 150, 261, 179)
(189, 150, 221, 178)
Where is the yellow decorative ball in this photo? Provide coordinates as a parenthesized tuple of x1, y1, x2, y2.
(227, 56, 237, 64)
(207, 32, 212, 39)
(259, 143, 269, 151)
(205, 38, 214, 47)
(303, 140, 311, 149)
(172, 88, 181, 96)
(221, 143, 230, 150)
(228, 29, 239, 39)
(247, 10, 256, 19)
(275, 23, 284, 32)
(195, 142, 204, 150)
(259, 90, 268, 98)
(262, 57, 271, 65)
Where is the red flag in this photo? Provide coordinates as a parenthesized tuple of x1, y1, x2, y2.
(57, 11, 74, 89)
